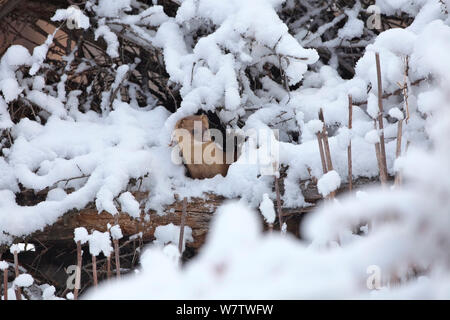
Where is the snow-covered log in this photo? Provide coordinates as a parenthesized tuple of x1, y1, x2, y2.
(26, 177, 377, 249)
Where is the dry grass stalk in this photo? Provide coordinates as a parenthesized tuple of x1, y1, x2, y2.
(274, 172, 283, 231)
(402, 56, 410, 123)
(178, 197, 188, 255)
(316, 132, 328, 174)
(319, 108, 335, 199)
(348, 94, 353, 191)
(3, 265, 8, 300)
(74, 240, 82, 300)
(394, 119, 404, 185)
(373, 120, 384, 183)
(113, 239, 121, 279)
(375, 52, 388, 184)
(92, 255, 98, 286)
(107, 255, 111, 279)
(13, 250, 21, 300)
(394, 56, 409, 185)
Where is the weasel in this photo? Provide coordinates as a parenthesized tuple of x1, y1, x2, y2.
(173, 115, 230, 179)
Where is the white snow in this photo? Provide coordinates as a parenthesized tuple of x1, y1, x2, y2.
(30, 34, 55, 76)
(88, 230, 113, 257)
(0, 96, 14, 128)
(74, 227, 89, 244)
(154, 223, 193, 253)
(51, 6, 90, 30)
(95, 0, 131, 18)
(9, 244, 22, 254)
(109, 224, 123, 240)
(389, 107, 404, 121)
(14, 274, 34, 287)
(0, 261, 8, 270)
(306, 120, 323, 134)
(259, 193, 276, 224)
(42, 285, 56, 299)
(365, 129, 380, 144)
(95, 25, 119, 58)
(281, 222, 287, 235)
(339, 6, 365, 40)
(336, 127, 352, 149)
(317, 170, 341, 197)
(0, 78, 22, 103)
(118, 192, 140, 218)
(1, 45, 31, 67)
(46, 188, 67, 201)
(26, 90, 67, 117)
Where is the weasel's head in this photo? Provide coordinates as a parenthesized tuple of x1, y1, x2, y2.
(173, 115, 211, 145)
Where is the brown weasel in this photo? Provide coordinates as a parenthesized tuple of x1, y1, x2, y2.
(173, 115, 230, 179)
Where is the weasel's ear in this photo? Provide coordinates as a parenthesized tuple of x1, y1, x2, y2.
(200, 114, 209, 126)
(175, 119, 184, 129)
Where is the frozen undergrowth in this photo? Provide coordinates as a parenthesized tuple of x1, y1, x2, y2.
(0, 0, 449, 299)
(88, 37, 450, 296)
(0, 0, 447, 243)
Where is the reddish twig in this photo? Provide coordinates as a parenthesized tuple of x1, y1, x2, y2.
(74, 240, 82, 300)
(92, 255, 98, 286)
(107, 255, 111, 279)
(13, 251, 21, 300)
(113, 240, 120, 279)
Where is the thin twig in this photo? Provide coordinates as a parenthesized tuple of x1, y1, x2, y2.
(113, 240, 120, 279)
(375, 52, 388, 184)
(178, 197, 187, 255)
(373, 120, 384, 182)
(92, 255, 98, 286)
(13, 251, 21, 300)
(275, 174, 283, 231)
(403, 56, 410, 123)
(348, 94, 353, 191)
(106, 255, 111, 279)
(3, 266, 8, 300)
(74, 240, 81, 300)
(316, 132, 328, 174)
(394, 119, 403, 185)
(319, 109, 335, 199)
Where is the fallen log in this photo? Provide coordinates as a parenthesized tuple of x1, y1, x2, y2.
(26, 177, 378, 250)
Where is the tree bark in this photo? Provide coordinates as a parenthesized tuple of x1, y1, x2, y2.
(28, 178, 379, 249)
